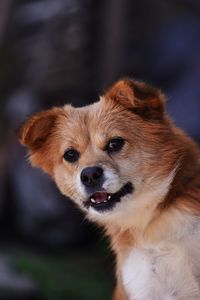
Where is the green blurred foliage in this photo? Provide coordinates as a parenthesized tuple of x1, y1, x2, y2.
(11, 242, 114, 300)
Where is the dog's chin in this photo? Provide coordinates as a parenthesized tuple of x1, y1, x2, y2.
(83, 182, 134, 213)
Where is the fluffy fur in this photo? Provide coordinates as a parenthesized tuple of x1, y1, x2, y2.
(19, 79, 200, 300)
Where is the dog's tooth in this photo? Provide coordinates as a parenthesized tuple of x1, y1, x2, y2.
(91, 198, 96, 203)
(108, 195, 111, 200)
(103, 200, 107, 203)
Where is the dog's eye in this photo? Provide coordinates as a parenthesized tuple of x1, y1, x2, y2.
(63, 149, 80, 163)
(104, 137, 125, 154)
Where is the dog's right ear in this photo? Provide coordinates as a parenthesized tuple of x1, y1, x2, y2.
(18, 108, 63, 151)
(18, 107, 65, 173)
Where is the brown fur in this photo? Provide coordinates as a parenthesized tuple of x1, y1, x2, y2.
(19, 79, 200, 299)
(113, 283, 128, 300)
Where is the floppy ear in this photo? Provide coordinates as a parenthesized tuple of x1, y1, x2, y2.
(104, 78, 166, 120)
(18, 107, 64, 173)
(18, 108, 63, 150)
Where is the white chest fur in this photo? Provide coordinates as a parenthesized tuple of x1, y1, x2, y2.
(121, 242, 200, 300)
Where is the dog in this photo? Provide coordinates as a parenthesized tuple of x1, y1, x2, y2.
(19, 79, 200, 299)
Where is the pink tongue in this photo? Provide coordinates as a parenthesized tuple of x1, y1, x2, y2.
(92, 192, 108, 203)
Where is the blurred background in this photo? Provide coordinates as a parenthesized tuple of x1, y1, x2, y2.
(0, 0, 200, 299)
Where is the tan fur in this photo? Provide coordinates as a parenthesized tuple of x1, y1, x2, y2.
(19, 79, 200, 300)
(113, 283, 128, 300)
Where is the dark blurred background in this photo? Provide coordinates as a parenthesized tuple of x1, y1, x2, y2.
(0, 0, 200, 299)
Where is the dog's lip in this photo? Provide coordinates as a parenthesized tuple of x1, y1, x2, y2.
(84, 182, 134, 211)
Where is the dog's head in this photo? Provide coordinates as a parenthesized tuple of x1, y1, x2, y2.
(19, 79, 179, 225)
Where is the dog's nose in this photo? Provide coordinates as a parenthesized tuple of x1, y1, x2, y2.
(81, 166, 103, 187)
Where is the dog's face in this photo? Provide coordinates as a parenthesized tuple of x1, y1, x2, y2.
(19, 79, 179, 225)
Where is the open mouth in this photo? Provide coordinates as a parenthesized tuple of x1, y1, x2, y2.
(84, 182, 133, 212)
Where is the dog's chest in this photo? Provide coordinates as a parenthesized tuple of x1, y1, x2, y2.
(121, 242, 200, 300)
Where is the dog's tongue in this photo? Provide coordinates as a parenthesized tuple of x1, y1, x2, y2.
(91, 192, 108, 203)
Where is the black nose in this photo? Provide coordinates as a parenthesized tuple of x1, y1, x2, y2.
(81, 166, 104, 187)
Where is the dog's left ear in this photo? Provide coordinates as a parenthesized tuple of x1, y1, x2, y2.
(104, 79, 166, 120)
